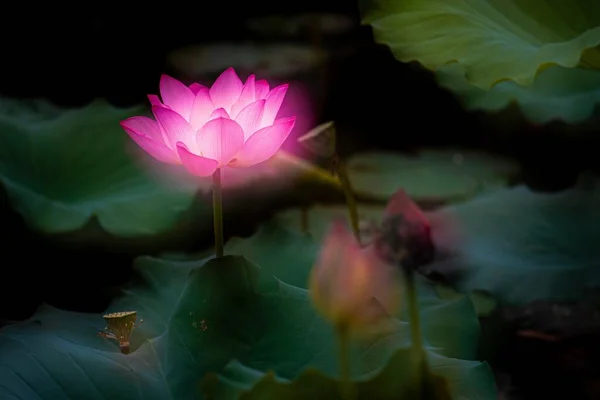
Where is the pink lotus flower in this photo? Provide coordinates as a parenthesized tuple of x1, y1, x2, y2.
(120, 68, 296, 177)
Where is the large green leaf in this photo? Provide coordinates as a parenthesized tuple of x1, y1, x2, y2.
(363, 0, 600, 89)
(436, 63, 600, 124)
(225, 221, 321, 289)
(345, 150, 518, 203)
(204, 349, 493, 400)
(0, 98, 203, 236)
(0, 226, 495, 399)
(425, 175, 600, 305)
(227, 223, 484, 360)
(0, 255, 203, 399)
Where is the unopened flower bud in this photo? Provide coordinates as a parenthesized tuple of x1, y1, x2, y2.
(309, 219, 401, 332)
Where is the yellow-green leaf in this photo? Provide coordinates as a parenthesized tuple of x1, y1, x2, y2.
(364, 0, 600, 89)
(436, 63, 600, 124)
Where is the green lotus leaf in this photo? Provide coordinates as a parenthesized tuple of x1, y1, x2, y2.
(0, 226, 495, 399)
(426, 175, 600, 305)
(0, 254, 206, 399)
(0, 98, 203, 236)
(363, 0, 600, 89)
(274, 204, 384, 245)
(437, 63, 600, 124)
(204, 349, 494, 400)
(345, 150, 518, 203)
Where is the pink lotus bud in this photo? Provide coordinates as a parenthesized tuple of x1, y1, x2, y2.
(309, 219, 401, 332)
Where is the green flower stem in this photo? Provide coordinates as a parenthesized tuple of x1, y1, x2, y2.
(336, 159, 361, 244)
(402, 265, 427, 397)
(212, 168, 224, 258)
(336, 324, 356, 400)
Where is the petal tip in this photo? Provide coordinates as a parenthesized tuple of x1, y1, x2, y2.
(119, 117, 140, 131)
(326, 219, 356, 245)
(330, 218, 348, 232)
(212, 116, 232, 124)
(274, 83, 290, 92)
(277, 115, 297, 126)
(147, 94, 161, 105)
(218, 67, 239, 80)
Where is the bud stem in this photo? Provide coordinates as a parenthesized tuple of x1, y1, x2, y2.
(402, 265, 427, 397)
(336, 158, 361, 245)
(212, 168, 224, 258)
(336, 324, 356, 400)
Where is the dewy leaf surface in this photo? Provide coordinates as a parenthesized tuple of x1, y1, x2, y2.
(364, 0, 600, 89)
(0, 98, 203, 236)
(0, 226, 495, 399)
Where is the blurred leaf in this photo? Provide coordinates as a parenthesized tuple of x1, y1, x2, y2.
(363, 0, 600, 89)
(0, 98, 203, 236)
(0, 254, 208, 399)
(229, 223, 484, 361)
(274, 205, 384, 243)
(0, 227, 495, 399)
(426, 176, 600, 305)
(0, 97, 61, 121)
(168, 43, 323, 80)
(345, 150, 518, 203)
(435, 285, 498, 317)
(205, 349, 478, 400)
(225, 221, 321, 289)
(245, 13, 355, 38)
(437, 64, 600, 124)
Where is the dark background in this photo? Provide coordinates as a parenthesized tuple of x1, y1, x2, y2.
(1, 4, 600, 399)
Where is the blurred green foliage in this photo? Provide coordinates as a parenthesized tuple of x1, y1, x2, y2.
(0, 226, 495, 399)
(362, 0, 600, 123)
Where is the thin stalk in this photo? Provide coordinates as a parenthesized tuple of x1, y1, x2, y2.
(336, 159, 361, 244)
(212, 168, 224, 258)
(272, 151, 342, 187)
(336, 325, 356, 400)
(402, 265, 427, 398)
